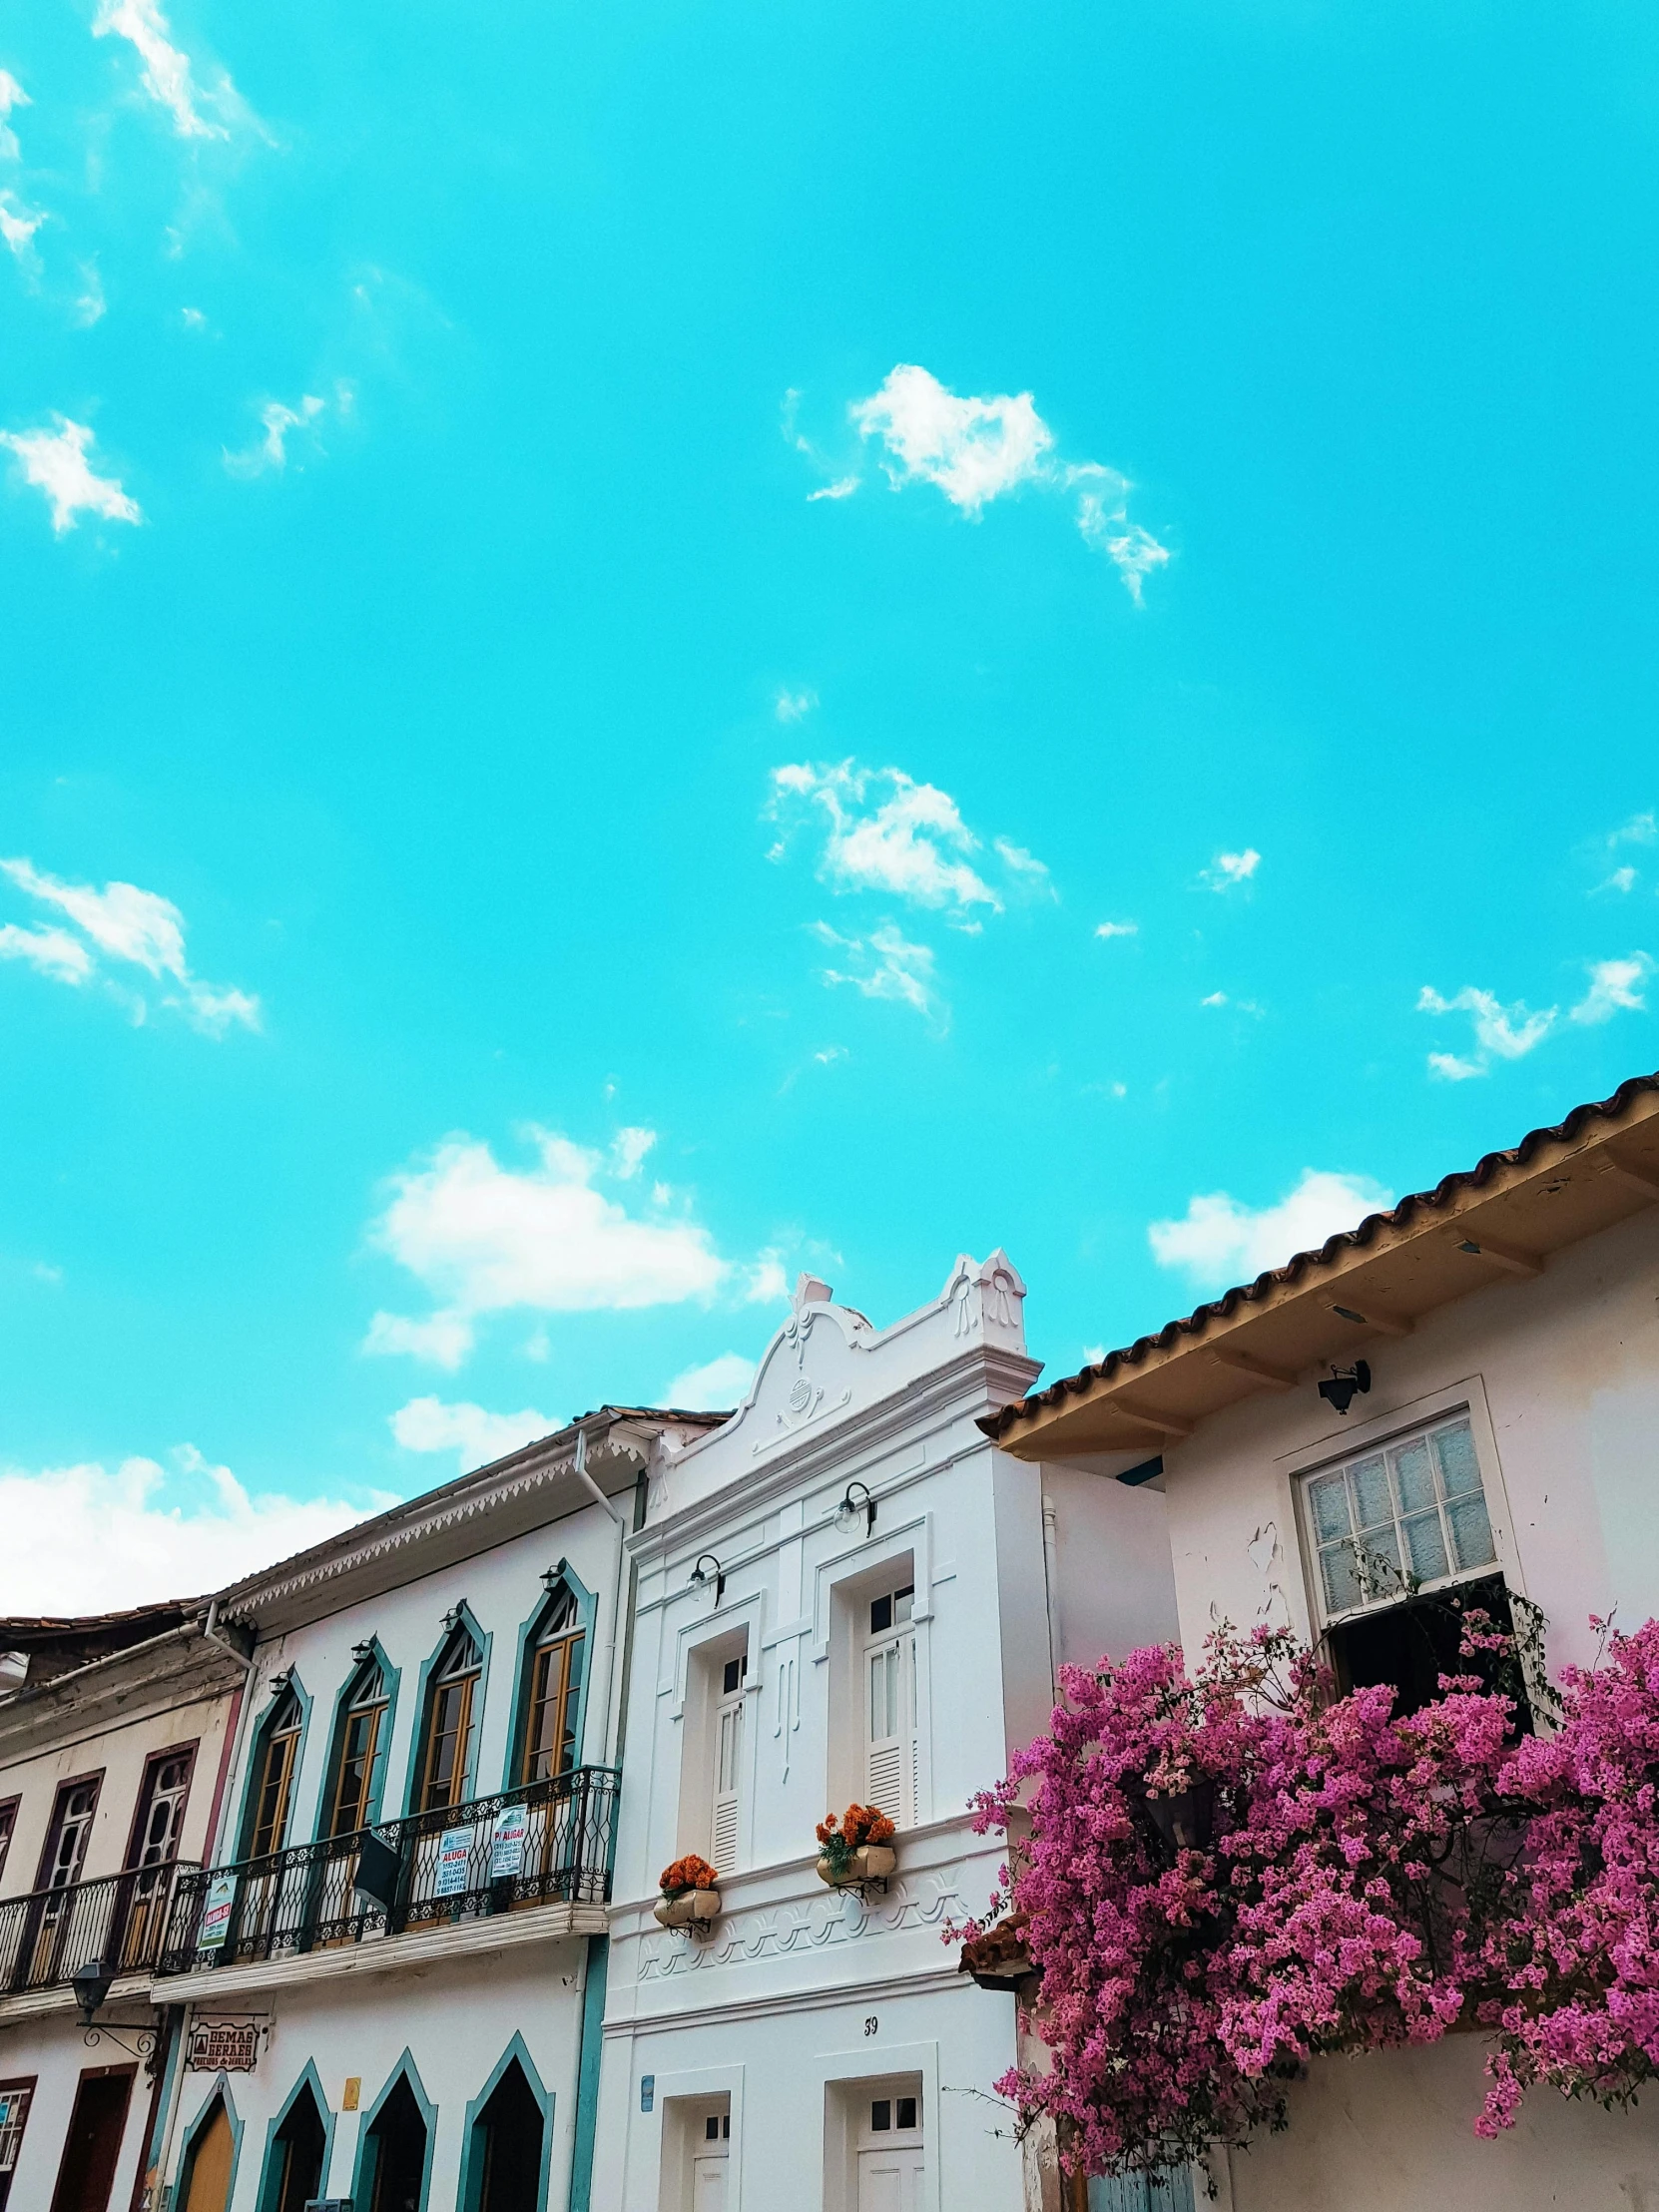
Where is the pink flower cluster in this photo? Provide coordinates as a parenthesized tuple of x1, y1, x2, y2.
(956, 1616, 1659, 2175)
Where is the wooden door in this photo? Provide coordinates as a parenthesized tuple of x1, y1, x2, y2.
(48, 2069, 133, 2212)
(181, 2101, 235, 2212)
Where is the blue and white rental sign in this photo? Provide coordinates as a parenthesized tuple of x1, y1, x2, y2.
(489, 1804, 528, 1879)
(199, 1873, 239, 1948)
(434, 1829, 473, 1898)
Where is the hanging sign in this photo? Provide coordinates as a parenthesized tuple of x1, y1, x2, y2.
(198, 1873, 238, 1949)
(187, 2019, 262, 2072)
(489, 1804, 528, 1880)
(433, 1828, 473, 1897)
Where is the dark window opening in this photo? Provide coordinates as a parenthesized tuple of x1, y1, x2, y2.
(870, 2100, 891, 2131)
(895, 2096, 917, 2130)
(365, 2076, 427, 2212)
(473, 2061, 542, 2212)
(721, 1656, 748, 1696)
(271, 2086, 327, 2212)
(1327, 1572, 1528, 1723)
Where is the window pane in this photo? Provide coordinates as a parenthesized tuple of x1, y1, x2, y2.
(1360, 1526, 1402, 1598)
(870, 2101, 891, 2132)
(1350, 1456, 1391, 1532)
(870, 1595, 891, 1634)
(1401, 1510, 1449, 1582)
(1446, 1493, 1496, 1571)
(1320, 1540, 1363, 1615)
(1391, 1437, 1436, 1516)
(1308, 1471, 1351, 1543)
(1434, 1419, 1481, 1498)
(894, 1586, 914, 1622)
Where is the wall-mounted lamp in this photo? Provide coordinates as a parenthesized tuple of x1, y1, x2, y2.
(540, 1558, 569, 1595)
(690, 1554, 726, 1605)
(441, 1605, 463, 1634)
(833, 1480, 876, 1537)
(268, 1665, 294, 1694)
(349, 1640, 373, 1665)
(72, 1962, 113, 2028)
(1318, 1360, 1372, 1416)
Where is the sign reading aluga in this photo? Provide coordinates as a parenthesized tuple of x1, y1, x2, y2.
(198, 1872, 238, 1948)
(188, 2020, 262, 2072)
(489, 1803, 528, 1880)
(434, 1827, 474, 1897)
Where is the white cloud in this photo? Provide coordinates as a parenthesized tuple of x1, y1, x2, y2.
(744, 1251, 788, 1303)
(0, 417, 141, 534)
(813, 1044, 848, 1064)
(610, 1126, 656, 1179)
(1600, 866, 1638, 895)
(833, 363, 1168, 599)
(1081, 1343, 1105, 1367)
(0, 190, 44, 269)
(0, 855, 259, 1032)
(852, 363, 1055, 515)
(1570, 953, 1652, 1026)
(389, 1396, 553, 1472)
(224, 394, 326, 479)
(1095, 920, 1138, 939)
(181, 305, 207, 331)
(768, 761, 1046, 918)
(1201, 990, 1229, 1007)
(0, 1446, 387, 1613)
(662, 1353, 755, 1410)
(0, 922, 94, 983)
(776, 688, 817, 723)
(1149, 1168, 1395, 1291)
(808, 476, 859, 502)
(1200, 847, 1261, 891)
(1609, 813, 1657, 847)
(1416, 982, 1555, 1077)
(92, 0, 256, 141)
(73, 262, 107, 328)
(364, 1127, 733, 1366)
(813, 920, 941, 1024)
(0, 71, 29, 163)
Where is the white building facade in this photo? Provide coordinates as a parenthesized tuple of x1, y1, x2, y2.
(990, 1073, 1659, 2211)
(148, 1406, 716, 2212)
(590, 1258, 1177, 2212)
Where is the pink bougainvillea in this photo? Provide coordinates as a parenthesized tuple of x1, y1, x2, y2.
(955, 1612, 1659, 2175)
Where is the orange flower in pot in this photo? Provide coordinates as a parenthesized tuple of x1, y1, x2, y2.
(815, 1804, 897, 1887)
(655, 1853, 722, 1930)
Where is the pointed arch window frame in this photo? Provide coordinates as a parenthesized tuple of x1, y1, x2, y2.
(348, 2049, 437, 2212)
(254, 2058, 335, 2212)
(401, 1602, 493, 1818)
(234, 1673, 313, 1862)
(315, 1638, 400, 1844)
(174, 2072, 246, 2211)
(456, 2031, 554, 2212)
(503, 1562, 598, 1791)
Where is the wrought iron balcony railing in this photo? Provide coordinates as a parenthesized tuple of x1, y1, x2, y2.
(0, 1861, 203, 1996)
(158, 1764, 619, 1976)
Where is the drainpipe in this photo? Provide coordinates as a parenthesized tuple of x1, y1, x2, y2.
(1041, 1495, 1062, 1698)
(200, 1599, 258, 1866)
(572, 1427, 626, 1767)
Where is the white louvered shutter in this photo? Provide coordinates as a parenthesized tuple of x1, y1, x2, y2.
(864, 1622, 916, 1829)
(711, 1691, 744, 1873)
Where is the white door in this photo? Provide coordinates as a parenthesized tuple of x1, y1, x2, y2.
(691, 2110, 729, 2212)
(863, 1584, 917, 1830)
(856, 2090, 923, 2212)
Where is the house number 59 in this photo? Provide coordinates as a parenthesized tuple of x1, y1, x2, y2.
(863, 2016, 878, 2037)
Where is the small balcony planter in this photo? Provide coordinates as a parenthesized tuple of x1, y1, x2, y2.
(814, 1805, 897, 1890)
(654, 1855, 721, 1932)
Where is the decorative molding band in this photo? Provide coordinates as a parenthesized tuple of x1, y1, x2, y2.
(602, 1962, 972, 2038)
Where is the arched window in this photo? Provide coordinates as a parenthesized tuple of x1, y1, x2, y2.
(326, 1655, 390, 1839)
(518, 1583, 585, 1784)
(414, 1624, 483, 1814)
(246, 1691, 303, 1859)
(259, 2074, 328, 2212)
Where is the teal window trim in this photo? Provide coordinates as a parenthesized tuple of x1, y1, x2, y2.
(502, 1562, 598, 1791)
(455, 2032, 553, 2212)
(399, 1602, 493, 1818)
(254, 2060, 335, 2212)
(175, 2073, 245, 2207)
(233, 1673, 313, 1861)
(567, 1936, 608, 2212)
(313, 1638, 400, 1843)
(349, 2050, 437, 2212)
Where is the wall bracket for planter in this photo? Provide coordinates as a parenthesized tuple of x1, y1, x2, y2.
(653, 1887, 722, 1937)
(815, 1844, 896, 1896)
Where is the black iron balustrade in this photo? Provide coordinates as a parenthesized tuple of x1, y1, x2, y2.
(0, 1861, 203, 1995)
(159, 1765, 620, 1976)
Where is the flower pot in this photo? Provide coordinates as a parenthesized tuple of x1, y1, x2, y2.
(816, 1844, 896, 1887)
(654, 1887, 721, 1929)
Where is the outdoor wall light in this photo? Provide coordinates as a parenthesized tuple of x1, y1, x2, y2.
(690, 1554, 726, 1605)
(441, 1605, 463, 1633)
(349, 1640, 373, 1664)
(72, 1963, 113, 2027)
(1319, 1361, 1373, 1416)
(834, 1481, 876, 1537)
(540, 1559, 569, 1594)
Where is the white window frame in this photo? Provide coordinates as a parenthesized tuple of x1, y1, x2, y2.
(861, 1582, 917, 1832)
(1283, 1376, 1521, 1640)
(710, 1656, 747, 1875)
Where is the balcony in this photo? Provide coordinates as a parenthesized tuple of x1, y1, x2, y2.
(158, 1765, 619, 1990)
(0, 1862, 202, 2001)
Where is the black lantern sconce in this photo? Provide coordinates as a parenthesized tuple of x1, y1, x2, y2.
(1319, 1360, 1372, 1416)
(690, 1554, 726, 1605)
(833, 1481, 876, 1538)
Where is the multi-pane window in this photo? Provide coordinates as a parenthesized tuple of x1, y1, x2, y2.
(39, 1778, 99, 1890)
(249, 1691, 303, 1858)
(328, 1657, 389, 1838)
(1303, 1413, 1496, 1622)
(521, 1585, 585, 1785)
(131, 1750, 194, 1870)
(865, 1583, 917, 1830)
(417, 1625, 482, 1813)
(0, 2081, 33, 2212)
(711, 1654, 747, 1874)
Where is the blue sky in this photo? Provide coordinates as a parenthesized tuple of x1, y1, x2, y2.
(2, 0, 1656, 1608)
